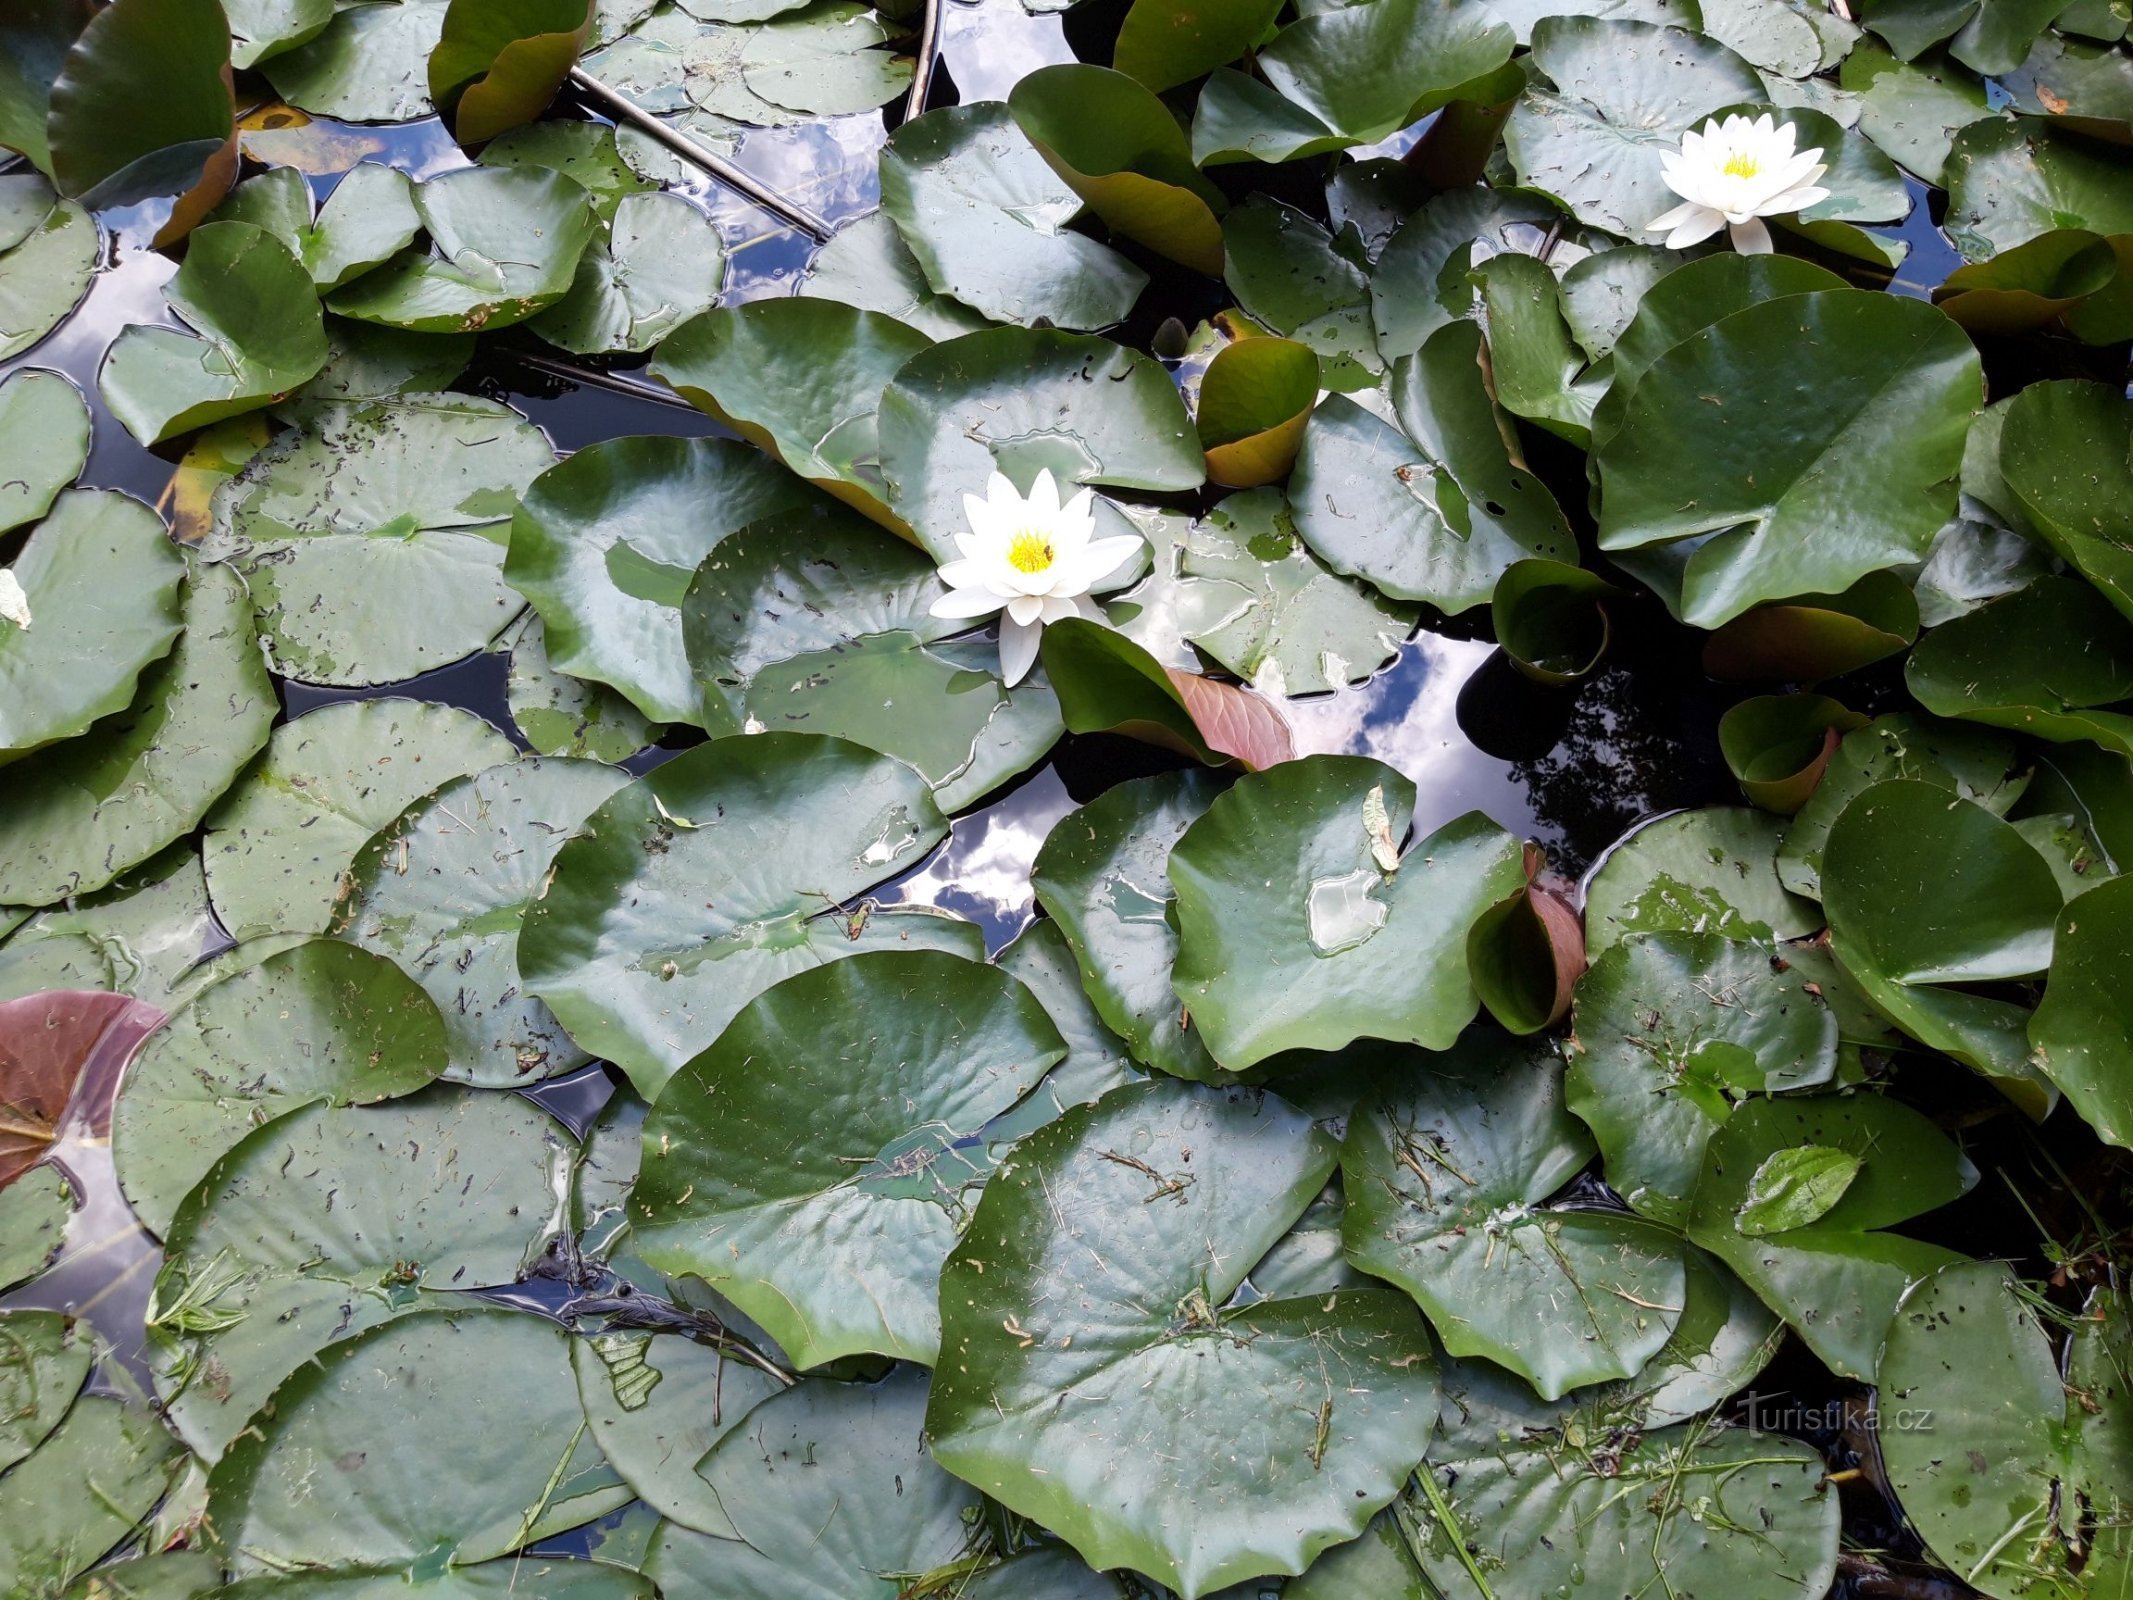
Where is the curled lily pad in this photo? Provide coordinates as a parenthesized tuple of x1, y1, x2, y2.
(880, 103, 1148, 331)
(682, 504, 1064, 811)
(531, 191, 725, 356)
(264, 0, 449, 120)
(876, 326, 1202, 565)
(1684, 1091, 1974, 1379)
(518, 733, 958, 1098)
(1112, 0, 1282, 93)
(1290, 322, 1576, 613)
(1932, 226, 2126, 336)
(1343, 1032, 1689, 1397)
(1905, 576, 2133, 758)
(0, 369, 89, 537)
(1702, 568, 1921, 681)
(506, 434, 822, 725)
(1191, 68, 1354, 168)
(1255, 0, 1516, 147)
(1584, 807, 1819, 958)
(201, 698, 515, 941)
(204, 393, 555, 686)
(497, 611, 663, 762)
(430, 0, 590, 143)
(150, 1088, 574, 1459)
(1041, 617, 1294, 772)
(1170, 755, 1525, 1069)
(1997, 379, 2133, 622)
(338, 758, 632, 1086)
(0, 489, 185, 765)
(2031, 873, 2133, 1146)
(929, 1078, 1442, 1597)
(1196, 335, 1319, 488)
(328, 167, 599, 334)
(112, 939, 449, 1237)
(210, 162, 423, 292)
(1491, 557, 1620, 685)
(651, 298, 929, 534)
(1466, 846, 1586, 1033)
(0, 195, 97, 361)
(1568, 930, 1839, 1224)
(1718, 693, 1867, 814)
(636, 950, 1063, 1365)
(0, 562, 275, 907)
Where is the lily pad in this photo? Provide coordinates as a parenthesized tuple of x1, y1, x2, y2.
(1842, 39, 1991, 185)
(1997, 379, 2133, 622)
(1169, 754, 1526, 1069)
(1683, 1090, 1975, 1379)
(0, 369, 89, 536)
(531, 191, 725, 356)
(1905, 576, 2133, 758)
(1473, 253, 1606, 446)
(498, 611, 663, 762)
(203, 393, 555, 686)
(1369, 186, 1570, 362)
(0, 1310, 91, 1469)
(0, 489, 185, 765)
(1567, 930, 1840, 1224)
(0, 847, 226, 1009)
(518, 732, 959, 1097)
(328, 167, 599, 334)
(1196, 335, 1319, 486)
(0, 1391, 180, 1597)
(876, 326, 1203, 565)
(1491, 557, 1621, 684)
(1040, 617, 1295, 772)
(0, 196, 97, 361)
(150, 1088, 574, 1459)
(929, 1078, 1442, 1597)
(506, 434, 822, 725)
(0, 1167, 72, 1290)
(1718, 693, 1868, 814)
(0, 6, 78, 176)
(1943, 115, 2133, 261)
(1112, 0, 1283, 93)
(338, 758, 632, 1086)
(2031, 873, 2133, 1147)
(1256, 0, 1517, 146)
(430, 0, 590, 143)
(1221, 199, 1379, 391)
(681, 504, 1065, 810)
(224, 0, 334, 67)
(112, 939, 449, 1237)
(1289, 321, 1576, 613)
(1466, 849, 1586, 1033)
(1344, 1031, 1689, 1397)
(210, 162, 423, 292)
(0, 988, 166, 1186)
(990, 914, 1141, 1123)
(636, 950, 1062, 1365)
(798, 210, 991, 340)
(1583, 807, 1820, 957)
(264, 0, 449, 121)
(479, 120, 653, 222)
(202, 698, 515, 940)
(1702, 569, 1921, 682)
(0, 562, 275, 907)
(879, 103, 1148, 332)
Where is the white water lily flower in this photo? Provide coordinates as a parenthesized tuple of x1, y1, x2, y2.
(0, 569, 28, 631)
(1647, 113, 1830, 256)
(928, 469, 1143, 686)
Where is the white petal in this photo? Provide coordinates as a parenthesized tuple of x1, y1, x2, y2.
(1027, 467, 1060, 519)
(1730, 216, 1774, 254)
(931, 587, 1008, 620)
(953, 529, 987, 561)
(1761, 184, 1828, 215)
(962, 493, 1004, 547)
(1006, 593, 1046, 625)
(1064, 534, 1145, 593)
(1069, 594, 1106, 622)
(0, 570, 29, 631)
(1647, 200, 1706, 232)
(998, 617, 1041, 686)
(985, 471, 1020, 510)
(1038, 593, 1085, 624)
(1664, 208, 1727, 249)
(935, 558, 991, 589)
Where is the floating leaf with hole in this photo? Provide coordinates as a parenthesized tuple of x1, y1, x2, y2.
(112, 940, 449, 1237)
(201, 698, 514, 941)
(1040, 617, 1293, 773)
(1467, 844, 1586, 1033)
(1584, 807, 1819, 957)
(930, 1078, 1440, 1598)
(1703, 569, 1921, 681)
(531, 191, 724, 356)
(100, 221, 328, 446)
(682, 504, 1063, 810)
(0, 1168, 71, 1290)
(204, 393, 554, 686)
(507, 435, 824, 725)
(877, 326, 1202, 565)
(1343, 1032, 1688, 1397)
(497, 611, 662, 762)
(1195, 335, 1318, 487)
(650, 299, 929, 536)
(1906, 576, 2133, 759)
(211, 162, 423, 292)
(0, 563, 275, 907)
(150, 1088, 573, 1459)
(0, 370, 88, 538)
(1719, 693, 1867, 814)
(1491, 558, 1621, 685)
(0, 1389, 180, 1596)
(0, 989, 164, 1188)
(430, 0, 589, 143)
(1170, 755, 1525, 1069)
(518, 733, 959, 1098)
(1112, 0, 1283, 93)
(1944, 115, 2133, 261)
(1256, 0, 1516, 147)
(338, 758, 631, 1087)
(0, 490, 184, 765)
(879, 104, 1147, 332)
(1009, 65, 1226, 277)
(265, 0, 450, 121)
(1685, 1090, 1974, 1379)
(1997, 380, 2133, 622)
(1290, 322, 1576, 613)
(328, 167, 598, 334)
(0, 195, 96, 362)
(1568, 931, 1838, 1225)
(636, 951, 1062, 1365)
(1220, 199, 1379, 391)
(2027, 872, 2133, 1147)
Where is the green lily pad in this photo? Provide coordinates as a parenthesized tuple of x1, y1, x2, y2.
(587, 0, 911, 127)
(0, 369, 89, 537)
(430, 0, 589, 143)
(0, 6, 78, 177)
(651, 297, 930, 534)
(518, 732, 959, 1098)
(531, 191, 724, 356)
(479, 120, 653, 222)
(0, 1310, 91, 1471)
(149, 1088, 574, 1459)
(1568, 930, 1839, 1225)
(1944, 115, 2133, 261)
(1596, 289, 1981, 630)
(1906, 576, 2133, 758)
(224, 0, 334, 67)
(46, 0, 235, 218)
(112, 938, 449, 1237)
(264, 0, 449, 121)
(1112, 0, 1283, 93)
(1683, 1091, 1975, 1379)
(1343, 1031, 1689, 1397)
(0, 489, 185, 766)
(0, 172, 55, 252)
(210, 162, 423, 292)
(876, 326, 1202, 565)
(497, 611, 663, 762)
(1190, 67, 1354, 167)
(1718, 693, 1868, 814)
(1472, 253, 1605, 447)
(1040, 617, 1296, 771)
(681, 504, 1065, 811)
(1369, 186, 1571, 363)
(0, 1166, 72, 1291)
(203, 393, 555, 686)
(1169, 754, 1526, 1069)
(1256, 0, 1516, 146)
(929, 1078, 1441, 1598)
(2002, 27, 2133, 133)
(879, 103, 1147, 332)
(0, 561, 274, 907)
(1931, 226, 2125, 337)
(990, 913, 1141, 1125)
(1735, 1142, 1862, 1234)
(328, 167, 599, 334)
(1030, 769, 1232, 1083)
(1289, 321, 1576, 613)
(646, 1370, 984, 1600)
(1702, 569, 1921, 682)
(1997, 379, 2133, 622)
(1491, 556, 1621, 685)
(1196, 335, 1319, 487)
(636, 950, 1063, 1366)
(1841, 39, 1991, 185)
(0, 196, 97, 362)
(2029, 871, 2133, 1146)
(1221, 199, 1380, 392)
(0, 847, 223, 1008)
(798, 210, 991, 340)
(160, 1557, 646, 1599)
(1583, 807, 1819, 958)
(202, 698, 516, 940)
(338, 757, 631, 1086)
(506, 434, 822, 725)
(0, 1391, 180, 1597)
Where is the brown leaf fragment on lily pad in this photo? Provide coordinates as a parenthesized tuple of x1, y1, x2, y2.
(0, 988, 165, 1187)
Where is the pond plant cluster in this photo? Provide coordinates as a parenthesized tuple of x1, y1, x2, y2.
(1, 0, 2132, 1595)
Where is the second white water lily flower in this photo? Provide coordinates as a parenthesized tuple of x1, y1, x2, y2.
(929, 469, 1143, 687)
(0, 569, 29, 631)
(1647, 113, 1830, 256)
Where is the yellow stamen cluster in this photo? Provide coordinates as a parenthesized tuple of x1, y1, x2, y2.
(1722, 152, 1760, 178)
(1006, 530, 1055, 575)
